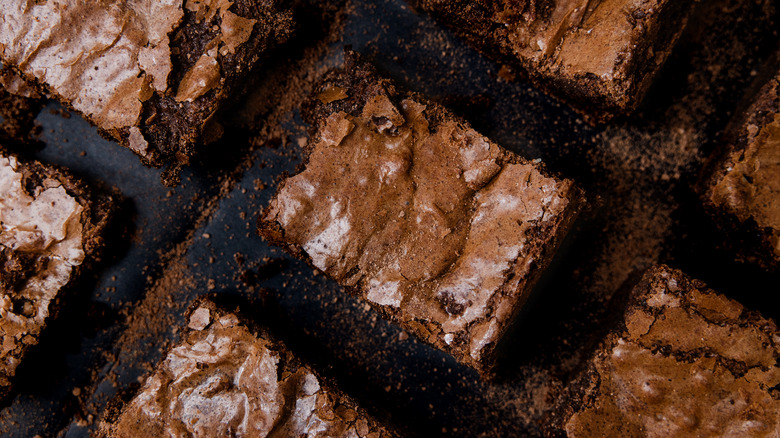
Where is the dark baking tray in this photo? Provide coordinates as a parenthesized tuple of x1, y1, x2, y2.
(1, 0, 778, 436)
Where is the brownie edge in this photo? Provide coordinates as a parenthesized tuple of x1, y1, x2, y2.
(259, 51, 584, 375)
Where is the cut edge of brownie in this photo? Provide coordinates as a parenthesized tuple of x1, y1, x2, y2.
(96, 296, 401, 438)
(258, 50, 585, 376)
(0, 146, 119, 402)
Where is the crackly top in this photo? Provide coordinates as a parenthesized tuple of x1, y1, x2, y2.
(565, 266, 780, 437)
(108, 304, 394, 438)
(263, 89, 577, 366)
(0, 0, 257, 141)
(0, 153, 85, 388)
(710, 82, 780, 261)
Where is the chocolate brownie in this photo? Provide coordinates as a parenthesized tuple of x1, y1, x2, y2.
(0, 147, 117, 401)
(702, 63, 780, 270)
(0, 0, 294, 185)
(544, 265, 780, 437)
(98, 299, 399, 437)
(258, 51, 583, 375)
(409, 0, 698, 122)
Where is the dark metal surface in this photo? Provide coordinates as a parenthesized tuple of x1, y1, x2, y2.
(1, 0, 779, 436)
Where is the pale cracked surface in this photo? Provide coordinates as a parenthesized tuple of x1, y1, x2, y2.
(565, 266, 780, 437)
(106, 304, 394, 438)
(263, 93, 579, 369)
(0, 0, 184, 130)
(0, 153, 85, 390)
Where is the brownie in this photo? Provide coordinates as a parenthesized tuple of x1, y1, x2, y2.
(409, 0, 698, 122)
(544, 265, 780, 437)
(98, 299, 399, 438)
(701, 63, 780, 270)
(0, 0, 294, 185)
(0, 147, 117, 401)
(258, 51, 583, 375)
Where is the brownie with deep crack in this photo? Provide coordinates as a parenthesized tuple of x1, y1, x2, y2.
(701, 62, 780, 270)
(0, 0, 294, 185)
(258, 51, 584, 375)
(544, 265, 780, 437)
(408, 0, 698, 123)
(0, 147, 117, 401)
(98, 299, 399, 437)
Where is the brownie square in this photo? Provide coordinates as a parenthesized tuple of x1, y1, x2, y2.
(544, 265, 780, 437)
(409, 0, 698, 122)
(0, 0, 294, 185)
(98, 299, 399, 437)
(258, 51, 583, 375)
(0, 147, 117, 401)
(702, 66, 780, 270)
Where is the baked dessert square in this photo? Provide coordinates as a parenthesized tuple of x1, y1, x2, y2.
(545, 265, 780, 437)
(409, 0, 698, 122)
(702, 66, 780, 270)
(98, 299, 399, 437)
(258, 51, 583, 375)
(0, 147, 117, 401)
(0, 0, 294, 185)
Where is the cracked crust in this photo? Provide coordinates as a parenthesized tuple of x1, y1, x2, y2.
(0, 0, 293, 186)
(543, 265, 780, 437)
(98, 298, 399, 438)
(258, 51, 584, 375)
(409, 0, 699, 123)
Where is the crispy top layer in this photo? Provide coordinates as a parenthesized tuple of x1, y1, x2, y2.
(0, 0, 184, 129)
(0, 0, 258, 159)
